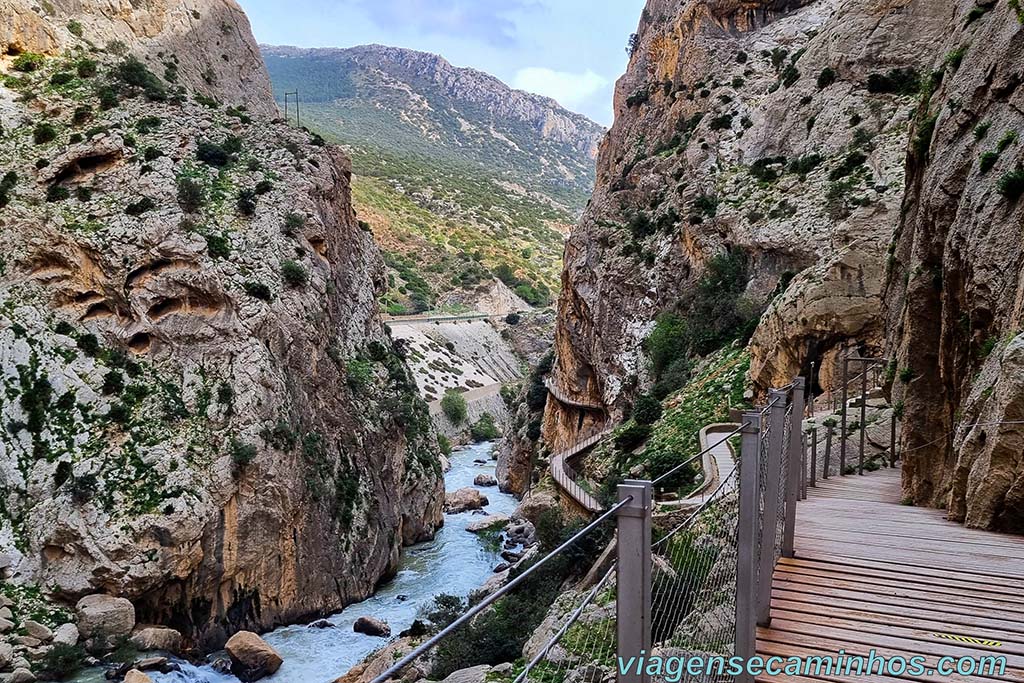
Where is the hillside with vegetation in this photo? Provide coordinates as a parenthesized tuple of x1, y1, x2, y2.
(261, 44, 605, 313)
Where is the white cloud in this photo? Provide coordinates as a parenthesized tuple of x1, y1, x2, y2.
(513, 67, 609, 112)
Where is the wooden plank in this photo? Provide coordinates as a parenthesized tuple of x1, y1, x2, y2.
(756, 636, 1004, 683)
(774, 563, 1024, 606)
(770, 610, 1024, 655)
(758, 630, 1019, 683)
(778, 555, 1024, 593)
(786, 552, 1024, 587)
(792, 538, 1024, 578)
(771, 581, 1024, 624)
(772, 595, 1024, 639)
(772, 575, 1024, 617)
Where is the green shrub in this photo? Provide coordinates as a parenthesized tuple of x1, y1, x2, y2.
(67, 20, 83, 37)
(281, 260, 309, 288)
(437, 434, 452, 456)
(176, 176, 205, 212)
(997, 130, 1019, 152)
(96, 84, 119, 109)
(817, 67, 837, 89)
(135, 116, 162, 134)
(898, 367, 916, 383)
(652, 357, 691, 400)
(441, 390, 468, 424)
(615, 423, 651, 451)
(46, 185, 70, 202)
(75, 58, 97, 78)
(37, 642, 86, 679)
(345, 359, 373, 390)
(206, 234, 230, 259)
(780, 65, 800, 88)
(979, 151, 1000, 173)
(33, 123, 58, 145)
(142, 146, 163, 162)
(470, 413, 500, 442)
(229, 438, 257, 468)
(866, 67, 921, 95)
(913, 113, 939, 160)
(114, 56, 166, 100)
(750, 156, 787, 183)
(77, 333, 100, 356)
(633, 394, 663, 425)
(829, 151, 867, 180)
(283, 212, 305, 235)
(236, 188, 257, 216)
(71, 105, 93, 126)
(12, 52, 45, 72)
(243, 282, 272, 301)
(50, 72, 75, 86)
(627, 212, 654, 239)
(996, 167, 1024, 202)
(125, 197, 155, 216)
(196, 140, 231, 167)
(965, 4, 992, 24)
(789, 153, 824, 176)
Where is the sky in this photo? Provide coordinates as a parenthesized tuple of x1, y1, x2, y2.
(237, 0, 648, 126)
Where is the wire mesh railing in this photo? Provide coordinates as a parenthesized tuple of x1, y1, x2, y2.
(368, 377, 808, 683)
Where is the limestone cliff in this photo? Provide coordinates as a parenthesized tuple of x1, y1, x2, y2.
(883, 1, 1024, 531)
(0, 0, 443, 648)
(545, 0, 948, 451)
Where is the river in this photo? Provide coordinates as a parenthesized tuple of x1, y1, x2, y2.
(72, 441, 518, 683)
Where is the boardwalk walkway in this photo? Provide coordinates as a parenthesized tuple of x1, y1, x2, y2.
(549, 429, 612, 513)
(757, 465, 1024, 682)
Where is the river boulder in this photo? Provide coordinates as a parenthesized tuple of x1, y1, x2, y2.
(124, 671, 154, 683)
(441, 664, 492, 683)
(444, 488, 488, 513)
(130, 625, 183, 653)
(353, 616, 391, 637)
(465, 514, 509, 533)
(473, 474, 497, 487)
(225, 631, 283, 682)
(75, 594, 136, 639)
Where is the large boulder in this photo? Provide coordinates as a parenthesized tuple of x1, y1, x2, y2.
(224, 631, 283, 682)
(352, 616, 391, 638)
(473, 474, 497, 487)
(124, 672, 154, 683)
(75, 594, 135, 639)
(444, 488, 488, 514)
(465, 514, 509, 533)
(52, 623, 79, 646)
(22, 620, 52, 642)
(441, 665, 492, 683)
(130, 625, 183, 653)
(0, 642, 13, 669)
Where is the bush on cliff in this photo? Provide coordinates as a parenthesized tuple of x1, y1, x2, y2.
(441, 390, 468, 424)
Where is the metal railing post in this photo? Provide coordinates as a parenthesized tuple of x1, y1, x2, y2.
(757, 389, 787, 626)
(810, 427, 818, 488)
(823, 424, 833, 480)
(783, 378, 804, 559)
(616, 480, 652, 683)
(859, 361, 868, 475)
(890, 409, 898, 467)
(735, 414, 761, 683)
(840, 357, 849, 476)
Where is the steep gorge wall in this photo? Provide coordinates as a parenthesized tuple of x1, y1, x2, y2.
(883, 1, 1024, 532)
(545, 0, 949, 452)
(0, 0, 443, 648)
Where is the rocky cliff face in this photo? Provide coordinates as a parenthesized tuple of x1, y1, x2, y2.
(883, 1, 1024, 532)
(0, 0, 443, 648)
(544, 0, 949, 452)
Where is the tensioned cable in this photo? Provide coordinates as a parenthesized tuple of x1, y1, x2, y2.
(651, 423, 748, 485)
(513, 564, 617, 683)
(370, 496, 634, 683)
(653, 467, 740, 548)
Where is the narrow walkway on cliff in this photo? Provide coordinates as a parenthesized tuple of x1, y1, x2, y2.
(757, 465, 1024, 682)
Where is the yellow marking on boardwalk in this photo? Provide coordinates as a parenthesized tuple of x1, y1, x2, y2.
(931, 633, 1003, 647)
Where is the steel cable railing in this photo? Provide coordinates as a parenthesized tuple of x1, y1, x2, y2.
(651, 423, 747, 487)
(369, 498, 632, 683)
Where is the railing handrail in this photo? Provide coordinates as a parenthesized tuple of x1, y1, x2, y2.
(651, 423, 746, 486)
(369, 496, 633, 683)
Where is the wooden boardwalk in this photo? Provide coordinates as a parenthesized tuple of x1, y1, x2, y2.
(757, 466, 1024, 682)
